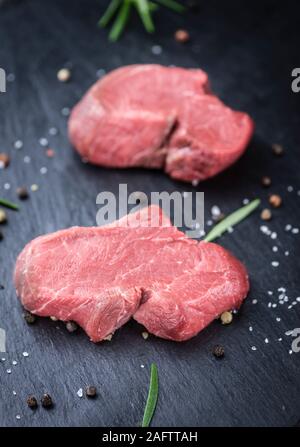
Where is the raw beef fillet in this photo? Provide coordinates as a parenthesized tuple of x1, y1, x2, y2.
(69, 65, 254, 183)
(14, 206, 249, 342)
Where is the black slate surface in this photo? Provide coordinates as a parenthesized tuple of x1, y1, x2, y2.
(0, 0, 300, 427)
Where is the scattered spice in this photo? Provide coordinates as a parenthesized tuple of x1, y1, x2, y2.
(0, 198, 19, 211)
(27, 395, 38, 409)
(16, 186, 29, 200)
(41, 393, 53, 408)
(23, 311, 36, 324)
(57, 68, 71, 82)
(66, 321, 78, 333)
(142, 331, 149, 340)
(213, 345, 225, 358)
(204, 199, 260, 242)
(272, 143, 284, 156)
(0, 231, 3, 241)
(86, 386, 97, 398)
(261, 208, 272, 221)
(174, 29, 190, 43)
(142, 363, 159, 428)
(0, 284, 4, 290)
(269, 194, 282, 208)
(46, 149, 55, 158)
(261, 176, 271, 187)
(220, 311, 233, 325)
(0, 153, 10, 168)
(0, 209, 7, 224)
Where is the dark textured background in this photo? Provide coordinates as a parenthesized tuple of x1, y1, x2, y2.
(0, 0, 299, 427)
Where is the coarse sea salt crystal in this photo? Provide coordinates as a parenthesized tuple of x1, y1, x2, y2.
(23, 155, 31, 163)
(271, 232, 277, 239)
(49, 127, 58, 136)
(265, 338, 269, 343)
(14, 140, 23, 150)
(211, 205, 221, 216)
(252, 299, 258, 304)
(268, 291, 273, 296)
(251, 346, 257, 351)
(6, 369, 11, 374)
(268, 302, 272, 308)
(271, 261, 279, 267)
(22, 352, 29, 357)
(272, 246, 278, 252)
(151, 45, 162, 55)
(276, 317, 281, 322)
(40, 167, 47, 175)
(287, 185, 294, 192)
(292, 228, 299, 234)
(249, 326, 253, 332)
(77, 388, 83, 398)
(278, 287, 286, 292)
(285, 251, 289, 256)
(61, 107, 70, 116)
(285, 224, 292, 231)
(12, 360, 17, 366)
(39, 138, 48, 147)
(16, 415, 21, 420)
(13, 391, 17, 396)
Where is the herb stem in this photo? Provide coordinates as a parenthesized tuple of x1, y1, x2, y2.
(135, 0, 155, 33)
(204, 199, 260, 242)
(142, 363, 159, 427)
(155, 0, 186, 13)
(109, 0, 132, 41)
(0, 198, 19, 211)
(98, 0, 122, 28)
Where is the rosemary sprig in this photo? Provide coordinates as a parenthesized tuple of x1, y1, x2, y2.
(0, 198, 19, 211)
(204, 199, 260, 242)
(99, 0, 185, 41)
(142, 363, 159, 427)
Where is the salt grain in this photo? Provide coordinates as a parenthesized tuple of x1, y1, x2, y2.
(61, 107, 70, 116)
(227, 226, 234, 233)
(39, 138, 48, 147)
(96, 68, 106, 78)
(12, 360, 17, 366)
(7, 73, 15, 82)
(272, 246, 278, 252)
(40, 167, 47, 175)
(285, 251, 289, 256)
(271, 232, 277, 240)
(211, 205, 221, 217)
(14, 140, 23, 150)
(76, 388, 83, 398)
(276, 317, 281, 322)
(22, 352, 29, 357)
(287, 185, 294, 192)
(4, 183, 10, 190)
(23, 156, 31, 163)
(271, 261, 279, 267)
(268, 291, 273, 296)
(151, 45, 162, 55)
(251, 346, 257, 351)
(30, 184, 39, 192)
(242, 198, 249, 205)
(265, 338, 269, 343)
(6, 369, 11, 374)
(13, 391, 17, 396)
(141, 364, 145, 368)
(249, 326, 253, 332)
(252, 299, 258, 304)
(285, 224, 292, 231)
(16, 415, 21, 420)
(292, 228, 299, 234)
(49, 127, 58, 136)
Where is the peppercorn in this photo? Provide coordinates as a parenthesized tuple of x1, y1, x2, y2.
(41, 393, 53, 408)
(213, 345, 225, 358)
(27, 395, 38, 409)
(0, 231, 3, 241)
(220, 311, 233, 325)
(261, 208, 272, 221)
(269, 194, 282, 208)
(0, 209, 7, 224)
(261, 176, 271, 187)
(0, 284, 4, 290)
(86, 386, 97, 398)
(174, 29, 190, 43)
(66, 321, 78, 333)
(23, 311, 36, 324)
(272, 143, 284, 156)
(0, 153, 10, 168)
(16, 186, 29, 200)
(57, 68, 71, 82)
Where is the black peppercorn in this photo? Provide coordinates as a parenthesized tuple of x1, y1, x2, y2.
(27, 395, 38, 409)
(16, 186, 29, 200)
(41, 393, 53, 408)
(213, 345, 225, 359)
(23, 311, 36, 324)
(86, 386, 97, 398)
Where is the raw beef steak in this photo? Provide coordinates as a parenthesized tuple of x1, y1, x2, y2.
(14, 206, 249, 342)
(69, 65, 254, 183)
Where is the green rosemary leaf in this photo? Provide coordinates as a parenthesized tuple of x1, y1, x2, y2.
(142, 363, 159, 427)
(98, 0, 122, 28)
(204, 199, 260, 242)
(148, 1, 159, 12)
(155, 0, 186, 13)
(0, 198, 19, 211)
(135, 0, 155, 33)
(109, 0, 132, 41)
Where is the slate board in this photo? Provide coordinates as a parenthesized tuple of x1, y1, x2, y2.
(0, 0, 300, 427)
